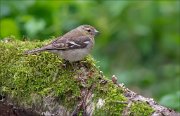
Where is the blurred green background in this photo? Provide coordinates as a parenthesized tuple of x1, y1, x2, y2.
(0, 0, 179, 111)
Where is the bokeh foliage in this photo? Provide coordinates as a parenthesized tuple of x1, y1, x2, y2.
(0, 0, 179, 111)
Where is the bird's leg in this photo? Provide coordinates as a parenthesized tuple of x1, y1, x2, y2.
(73, 60, 87, 69)
(62, 60, 74, 70)
(70, 62, 77, 71)
(61, 60, 87, 71)
(61, 59, 69, 68)
(79, 60, 89, 68)
(61, 60, 76, 72)
(71, 61, 80, 71)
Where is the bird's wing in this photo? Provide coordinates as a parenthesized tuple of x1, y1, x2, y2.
(45, 36, 92, 50)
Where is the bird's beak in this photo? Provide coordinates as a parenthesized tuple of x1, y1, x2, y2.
(94, 29, 99, 35)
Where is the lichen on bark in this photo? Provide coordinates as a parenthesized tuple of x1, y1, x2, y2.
(0, 39, 154, 116)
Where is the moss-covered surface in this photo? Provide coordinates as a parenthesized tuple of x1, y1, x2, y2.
(130, 101, 155, 116)
(0, 39, 154, 115)
(93, 82, 127, 115)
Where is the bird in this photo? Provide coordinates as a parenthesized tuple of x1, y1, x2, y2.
(25, 25, 99, 62)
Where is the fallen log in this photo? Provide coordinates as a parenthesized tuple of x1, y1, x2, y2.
(0, 39, 179, 116)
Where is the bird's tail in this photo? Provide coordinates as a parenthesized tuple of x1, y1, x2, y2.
(24, 47, 45, 54)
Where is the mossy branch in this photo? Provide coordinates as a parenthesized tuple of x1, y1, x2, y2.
(0, 40, 178, 116)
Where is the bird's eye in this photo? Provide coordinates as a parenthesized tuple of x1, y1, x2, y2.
(87, 29, 91, 32)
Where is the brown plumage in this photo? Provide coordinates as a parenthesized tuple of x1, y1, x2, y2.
(25, 25, 99, 62)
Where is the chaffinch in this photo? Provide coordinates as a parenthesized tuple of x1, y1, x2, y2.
(25, 25, 99, 62)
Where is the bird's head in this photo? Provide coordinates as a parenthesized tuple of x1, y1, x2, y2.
(77, 25, 99, 37)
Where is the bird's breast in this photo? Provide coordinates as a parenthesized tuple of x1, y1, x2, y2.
(59, 47, 91, 62)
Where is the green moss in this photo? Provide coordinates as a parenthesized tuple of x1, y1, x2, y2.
(93, 82, 127, 115)
(0, 40, 82, 108)
(0, 40, 100, 110)
(130, 101, 154, 116)
(0, 39, 154, 115)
